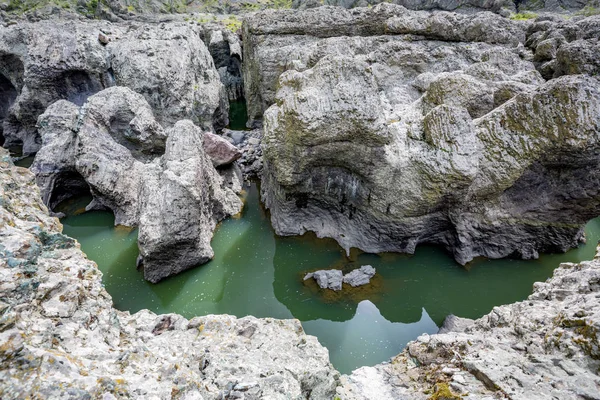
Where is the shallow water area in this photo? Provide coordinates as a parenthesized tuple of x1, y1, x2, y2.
(60, 185, 600, 374)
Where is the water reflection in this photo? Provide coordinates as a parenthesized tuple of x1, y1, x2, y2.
(60, 183, 600, 374)
(303, 301, 437, 371)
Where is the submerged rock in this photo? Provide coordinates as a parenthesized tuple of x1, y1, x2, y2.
(32, 86, 242, 282)
(343, 265, 376, 287)
(247, 5, 600, 266)
(0, 149, 340, 398)
(305, 269, 344, 291)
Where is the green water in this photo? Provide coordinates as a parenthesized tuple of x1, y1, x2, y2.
(60, 185, 600, 374)
(228, 99, 249, 130)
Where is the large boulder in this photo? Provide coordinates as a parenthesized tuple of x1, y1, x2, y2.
(248, 5, 600, 265)
(32, 87, 161, 226)
(204, 131, 242, 167)
(0, 19, 227, 154)
(31, 87, 242, 281)
(525, 14, 600, 79)
(107, 22, 228, 131)
(138, 121, 242, 283)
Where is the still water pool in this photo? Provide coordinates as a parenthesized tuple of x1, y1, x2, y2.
(60, 184, 600, 374)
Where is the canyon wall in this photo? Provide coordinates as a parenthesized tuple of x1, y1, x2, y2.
(245, 5, 600, 265)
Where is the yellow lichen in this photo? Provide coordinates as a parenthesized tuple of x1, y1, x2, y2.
(429, 382, 462, 400)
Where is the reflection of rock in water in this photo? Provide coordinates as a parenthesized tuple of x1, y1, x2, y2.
(301, 300, 438, 374)
(302, 272, 384, 304)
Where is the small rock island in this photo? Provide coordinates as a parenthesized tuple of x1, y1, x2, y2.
(305, 265, 377, 290)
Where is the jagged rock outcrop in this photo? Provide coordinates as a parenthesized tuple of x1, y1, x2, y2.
(242, 4, 527, 124)
(0, 19, 227, 154)
(525, 14, 600, 79)
(293, 0, 515, 13)
(203, 27, 245, 101)
(245, 5, 600, 265)
(31, 86, 242, 281)
(0, 148, 340, 399)
(293, 0, 600, 14)
(32, 87, 164, 226)
(138, 121, 242, 282)
(338, 250, 600, 399)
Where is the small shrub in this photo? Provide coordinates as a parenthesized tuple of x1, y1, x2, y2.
(576, 5, 600, 17)
(510, 11, 538, 20)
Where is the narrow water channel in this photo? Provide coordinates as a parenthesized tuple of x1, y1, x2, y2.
(60, 185, 600, 374)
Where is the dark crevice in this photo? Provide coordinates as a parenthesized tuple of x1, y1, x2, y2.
(58, 70, 106, 107)
(0, 72, 18, 147)
(49, 171, 92, 212)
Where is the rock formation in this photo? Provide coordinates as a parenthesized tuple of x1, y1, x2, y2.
(0, 19, 226, 154)
(204, 130, 242, 167)
(304, 269, 344, 290)
(4, 144, 600, 399)
(0, 149, 339, 399)
(304, 265, 376, 290)
(245, 4, 600, 265)
(31, 86, 242, 282)
(138, 121, 242, 282)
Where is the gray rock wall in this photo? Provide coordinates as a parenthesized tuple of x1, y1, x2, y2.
(31, 86, 242, 282)
(0, 19, 227, 154)
(246, 4, 600, 265)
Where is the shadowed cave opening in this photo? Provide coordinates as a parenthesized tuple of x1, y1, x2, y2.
(58, 70, 106, 107)
(49, 170, 93, 212)
(0, 72, 18, 147)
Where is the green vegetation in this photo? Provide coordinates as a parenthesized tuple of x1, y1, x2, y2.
(576, 4, 600, 17)
(240, 0, 293, 11)
(509, 11, 538, 20)
(5, 0, 102, 16)
(429, 383, 462, 400)
(222, 15, 242, 32)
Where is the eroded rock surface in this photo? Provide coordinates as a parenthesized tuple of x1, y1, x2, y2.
(0, 19, 226, 154)
(247, 5, 600, 265)
(343, 265, 376, 287)
(31, 86, 242, 281)
(304, 269, 344, 290)
(138, 121, 242, 282)
(0, 149, 340, 399)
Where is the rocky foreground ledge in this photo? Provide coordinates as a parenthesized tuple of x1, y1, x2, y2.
(2, 145, 600, 399)
(0, 149, 338, 399)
